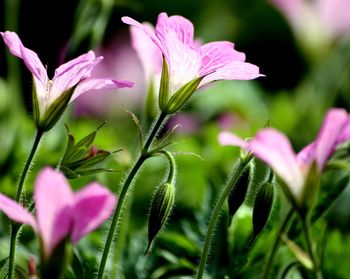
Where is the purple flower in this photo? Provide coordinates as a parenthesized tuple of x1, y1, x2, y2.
(0, 167, 116, 258)
(219, 108, 350, 206)
(122, 13, 261, 112)
(1, 31, 133, 128)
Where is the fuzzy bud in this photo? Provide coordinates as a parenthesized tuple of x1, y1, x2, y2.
(146, 183, 175, 254)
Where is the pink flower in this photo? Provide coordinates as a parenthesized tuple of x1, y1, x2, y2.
(0, 167, 116, 258)
(1, 31, 133, 127)
(271, 0, 350, 40)
(219, 108, 350, 205)
(122, 12, 261, 98)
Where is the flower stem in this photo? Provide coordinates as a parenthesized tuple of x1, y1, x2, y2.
(8, 129, 43, 279)
(196, 156, 252, 279)
(300, 217, 323, 279)
(262, 208, 294, 279)
(97, 112, 167, 279)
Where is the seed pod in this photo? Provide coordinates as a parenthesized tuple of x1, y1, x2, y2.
(252, 181, 275, 241)
(227, 164, 251, 226)
(146, 183, 175, 254)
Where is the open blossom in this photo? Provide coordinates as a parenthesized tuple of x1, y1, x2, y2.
(219, 108, 350, 206)
(0, 167, 116, 257)
(122, 13, 261, 112)
(1, 31, 133, 129)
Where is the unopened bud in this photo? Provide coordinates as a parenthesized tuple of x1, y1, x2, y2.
(227, 164, 251, 226)
(252, 181, 275, 241)
(146, 183, 175, 254)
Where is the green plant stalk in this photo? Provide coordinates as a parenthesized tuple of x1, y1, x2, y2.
(300, 217, 323, 279)
(262, 208, 294, 279)
(8, 129, 43, 279)
(196, 156, 252, 279)
(97, 112, 167, 279)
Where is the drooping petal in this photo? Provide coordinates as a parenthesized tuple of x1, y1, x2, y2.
(71, 183, 116, 243)
(313, 108, 348, 170)
(122, 16, 164, 54)
(199, 41, 246, 76)
(199, 60, 262, 87)
(0, 194, 37, 230)
(1, 31, 47, 84)
(218, 131, 248, 149)
(130, 23, 163, 82)
(155, 12, 194, 45)
(71, 78, 134, 102)
(34, 167, 74, 256)
(249, 128, 304, 199)
(51, 52, 103, 102)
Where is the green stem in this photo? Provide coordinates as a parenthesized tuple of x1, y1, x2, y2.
(301, 217, 323, 279)
(97, 112, 167, 279)
(8, 129, 43, 279)
(196, 157, 252, 279)
(262, 208, 294, 279)
(159, 150, 176, 184)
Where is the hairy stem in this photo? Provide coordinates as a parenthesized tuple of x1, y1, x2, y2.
(8, 129, 43, 279)
(97, 112, 167, 279)
(196, 156, 252, 279)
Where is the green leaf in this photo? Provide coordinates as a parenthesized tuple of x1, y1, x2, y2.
(71, 150, 111, 170)
(164, 77, 202, 114)
(65, 131, 97, 163)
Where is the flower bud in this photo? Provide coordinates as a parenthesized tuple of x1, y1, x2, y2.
(146, 182, 175, 254)
(227, 164, 251, 226)
(252, 181, 275, 241)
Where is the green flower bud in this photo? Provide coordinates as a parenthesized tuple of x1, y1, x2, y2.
(252, 181, 275, 241)
(227, 164, 251, 226)
(146, 182, 175, 254)
(59, 124, 115, 178)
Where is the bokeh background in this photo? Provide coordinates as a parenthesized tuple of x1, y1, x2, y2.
(0, 0, 350, 278)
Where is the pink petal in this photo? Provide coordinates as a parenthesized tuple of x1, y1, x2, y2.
(130, 24, 163, 82)
(72, 78, 134, 102)
(122, 16, 164, 55)
(249, 128, 304, 199)
(0, 194, 37, 230)
(1, 31, 47, 84)
(71, 183, 116, 243)
(336, 116, 350, 144)
(199, 61, 262, 87)
(34, 167, 74, 257)
(199, 41, 246, 76)
(155, 12, 194, 45)
(51, 52, 103, 101)
(218, 131, 248, 148)
(314, 108, 348, 170)
(297, 142, 316, 167)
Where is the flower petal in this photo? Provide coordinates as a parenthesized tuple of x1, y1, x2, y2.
(1, 31, 47, 84)
(0, 194, 37, 230)
(51, 51, 103, 102)
(155, 12, 194, 45)
(122, 16, 164, 54)
(218, 131, 248, 148)
(314, 108, 348, 170)
(199, 41, 246, 76)
(71, 182, 116, 243)
(34, 167, 74, 256)
(130, 24, 163, 82)
(199, 60, 262, 87)
(71, 78, 134, 102)
(249, 128, 304, 199)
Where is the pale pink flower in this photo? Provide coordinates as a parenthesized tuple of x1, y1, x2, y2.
(219, 108, 350, 203)
(122, 12, 261, 96)
(271, 0, 350, 40)
(0, 31, 133, 120)
(0, 167, 116, 258)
